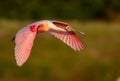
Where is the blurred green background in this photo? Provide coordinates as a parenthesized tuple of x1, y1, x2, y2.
(0, 0, 120, 81)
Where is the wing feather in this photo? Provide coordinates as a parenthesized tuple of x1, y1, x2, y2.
(48, 30, 85, 51)
(14, 27, 36, 66)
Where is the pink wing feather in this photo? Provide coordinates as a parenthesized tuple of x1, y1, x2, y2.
(49, 30, 85, 51)
(15, 26, 37, 66)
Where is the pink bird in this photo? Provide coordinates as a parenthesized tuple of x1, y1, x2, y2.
(13, 20, 85, 66)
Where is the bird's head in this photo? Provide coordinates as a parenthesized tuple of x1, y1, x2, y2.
(51, 20, 74, 32)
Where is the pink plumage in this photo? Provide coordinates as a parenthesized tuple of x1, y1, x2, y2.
(49, 30, 84, 51)
(13, 20, 85, 66)
(14, 26, 37, 66)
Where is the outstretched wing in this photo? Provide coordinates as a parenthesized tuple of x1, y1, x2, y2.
(48, 29, 85, 51)
(14, 26, 37, 66)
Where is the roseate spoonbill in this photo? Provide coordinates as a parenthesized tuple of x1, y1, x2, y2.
(13, 20, 85, 66)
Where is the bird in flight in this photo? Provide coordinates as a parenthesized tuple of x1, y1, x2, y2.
(13, 20, 85, 66)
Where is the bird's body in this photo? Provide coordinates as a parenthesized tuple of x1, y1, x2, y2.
(13, 20, 85, 66)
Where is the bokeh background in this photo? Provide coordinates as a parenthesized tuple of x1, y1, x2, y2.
(0, 0, 120, 81)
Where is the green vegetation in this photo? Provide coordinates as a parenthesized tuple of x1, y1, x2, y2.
(0, 19, 120, 81)
(0, 0, 120, 20)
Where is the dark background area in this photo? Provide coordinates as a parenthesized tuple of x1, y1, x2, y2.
(0, 0, 120, 20)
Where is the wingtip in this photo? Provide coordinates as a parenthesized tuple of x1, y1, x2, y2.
(70, 34, 85, 51)
(15, 56, 24, 67)
(17, 64, 23, 67)
(16, 61, 24, 67)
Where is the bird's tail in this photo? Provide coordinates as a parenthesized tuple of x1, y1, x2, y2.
(12, 36, 15, 41)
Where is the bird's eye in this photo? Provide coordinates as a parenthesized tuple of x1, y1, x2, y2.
(64, 26, 73, 31)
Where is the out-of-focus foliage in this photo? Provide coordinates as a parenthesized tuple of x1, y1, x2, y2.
(0, 0, 120, 20)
